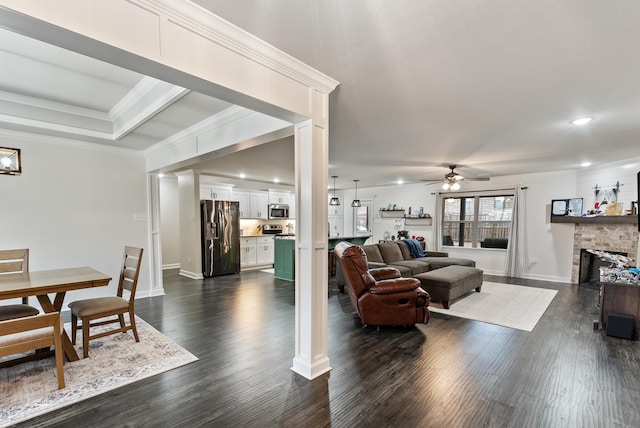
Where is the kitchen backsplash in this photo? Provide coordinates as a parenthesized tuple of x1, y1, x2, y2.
(240, 219, 294, 236)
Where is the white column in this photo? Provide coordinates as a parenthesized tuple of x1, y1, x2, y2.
(147, 173, 165, 297)
(291, 118, 331, 380)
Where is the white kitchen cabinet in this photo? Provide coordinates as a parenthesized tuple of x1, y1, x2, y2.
(233, 190, 267, 219)
(240, 236, 274, 269)
(233, 190, 251, 218)
(200, 185, 232, 201)
(288, 193, 296, 219)
(328, 215, 344, 237)
(256, 236, 274, 265)
(240, 237, 257, 268)
(269, 190, 290, 205)
(250, 192, 268, 219)
(328, 200, 344, 216)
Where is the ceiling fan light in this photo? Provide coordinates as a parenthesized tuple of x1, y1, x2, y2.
(451, 182, 461, 191)
(442, 182, 450, 190)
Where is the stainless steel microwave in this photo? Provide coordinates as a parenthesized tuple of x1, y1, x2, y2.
(268, 204, 289, 219)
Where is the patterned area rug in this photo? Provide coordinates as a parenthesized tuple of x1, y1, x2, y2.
(429, 282, 558, 331)
(0, 316, 198, 427)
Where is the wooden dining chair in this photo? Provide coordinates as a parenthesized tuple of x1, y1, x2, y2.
(0, 312, 65, 389)
(69, 246, 143, 358)
(0, 248, 39, 321)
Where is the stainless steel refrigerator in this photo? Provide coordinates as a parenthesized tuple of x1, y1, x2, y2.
(201, 200, 240, 277)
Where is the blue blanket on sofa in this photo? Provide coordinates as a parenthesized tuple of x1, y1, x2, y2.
(404, 239, 426, 258)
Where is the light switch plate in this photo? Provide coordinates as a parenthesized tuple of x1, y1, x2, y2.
(133, 213, 148, 222)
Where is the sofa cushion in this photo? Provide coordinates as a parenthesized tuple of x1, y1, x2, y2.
(398, 241, 412, 260)
(388, 260, 430, 275)
(419, 257, 476, 270)
(392, 265, 413, 278)
(377, 242, 405, 263)
(361, 244, 384, 264)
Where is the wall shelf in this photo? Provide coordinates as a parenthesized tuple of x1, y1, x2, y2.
(403, 216, 432, 226)
(379, 209, 405, 218)
(551, 215, 638, 225)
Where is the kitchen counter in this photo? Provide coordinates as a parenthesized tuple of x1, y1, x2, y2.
(273, 235, 371, 281)
(328, 235, 371, 249)
(274, 237, 295, 281)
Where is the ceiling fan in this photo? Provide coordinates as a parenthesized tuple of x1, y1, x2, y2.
(421, 165, 490, 190)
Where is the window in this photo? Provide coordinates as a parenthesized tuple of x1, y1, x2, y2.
(441, 192, 514, 248)
(353, 200, 372, 237)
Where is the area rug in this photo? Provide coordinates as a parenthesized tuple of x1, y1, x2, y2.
(428, 282, 558, 331)
(0, 316, 198, 427)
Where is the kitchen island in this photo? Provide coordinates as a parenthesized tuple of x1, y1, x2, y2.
(273, 235, 371, 281)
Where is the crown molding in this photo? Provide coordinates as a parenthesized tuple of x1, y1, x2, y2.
(136, 0, 339, 94)
(0, 89, 109, 121)
(110, 76, 191, 140)
(0, 128, 143, 156)
(143, 105, 253, 158)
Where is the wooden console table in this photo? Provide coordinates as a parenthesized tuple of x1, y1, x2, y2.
(598, 282, 640, 334)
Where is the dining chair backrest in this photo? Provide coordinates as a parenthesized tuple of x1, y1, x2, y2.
(0, 248, 29, 274)
(118, 246, 143, 302)
(0, 312, 65, 389)
(0, 249, 31, 305)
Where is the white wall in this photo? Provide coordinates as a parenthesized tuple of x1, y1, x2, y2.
(344, 170, 578, 281)
(1, 131, 150, 306)
(576, 157, 639, 214)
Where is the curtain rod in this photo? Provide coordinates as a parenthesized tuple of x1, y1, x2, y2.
(430, 186, 527, 195)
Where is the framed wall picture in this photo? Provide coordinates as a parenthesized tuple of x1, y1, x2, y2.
(568, 198, 583, 216)
(551, 199, 569, 217)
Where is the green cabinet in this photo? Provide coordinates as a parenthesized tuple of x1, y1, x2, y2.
(274, 237, 295, 281)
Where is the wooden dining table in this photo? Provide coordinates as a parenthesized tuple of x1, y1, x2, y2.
(0, 266, 112, 361)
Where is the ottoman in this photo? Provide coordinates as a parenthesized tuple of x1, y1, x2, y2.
(415, 265, 483, 309)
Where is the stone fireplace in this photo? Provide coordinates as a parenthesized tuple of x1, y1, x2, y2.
(571, 222, 638, 284)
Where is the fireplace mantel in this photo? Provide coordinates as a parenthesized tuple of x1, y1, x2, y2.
(552, 215, 638, 225)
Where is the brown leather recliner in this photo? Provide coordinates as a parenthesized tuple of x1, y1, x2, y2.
(334, 242, 430, 327)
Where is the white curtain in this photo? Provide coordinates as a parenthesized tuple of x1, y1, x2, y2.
(434, 195, 443, 251)
(505, 187, 526, 277)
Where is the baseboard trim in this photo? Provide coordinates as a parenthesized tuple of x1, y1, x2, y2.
(162, 263, 180, 270)
(180, 269, 203, 280)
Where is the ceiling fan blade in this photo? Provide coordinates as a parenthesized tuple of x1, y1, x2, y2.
(464, 177, 490, 181)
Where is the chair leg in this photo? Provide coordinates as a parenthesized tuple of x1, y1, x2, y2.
(118, 314, 126, 330)
(22, 296, 29, 305)
(82, 317, 90, 358)
(71, 314, 78, 344)
(129, 310, 140, 342)
(54, 336, 65, 389)
(53, 319, 65, 389)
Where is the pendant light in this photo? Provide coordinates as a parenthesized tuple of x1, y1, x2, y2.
(329, 175, 340, 206)
(351, 179, 361, 207)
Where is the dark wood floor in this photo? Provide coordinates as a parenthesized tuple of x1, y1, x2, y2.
(17, 270, 640, 428)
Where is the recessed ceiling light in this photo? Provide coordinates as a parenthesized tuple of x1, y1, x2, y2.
(581, 162, 591, 167)
(273, 177, 280, 183)
(397, 179, 404, 185)
(570, 117, 594, 125)
(239, 172, 246, 179)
